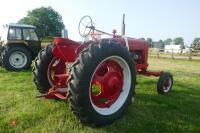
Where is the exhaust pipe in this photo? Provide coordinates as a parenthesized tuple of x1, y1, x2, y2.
(121, 14, 129, 51)
(121, 14, 125, 36)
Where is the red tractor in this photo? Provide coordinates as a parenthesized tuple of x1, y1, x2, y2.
(32, 15, 173, 126)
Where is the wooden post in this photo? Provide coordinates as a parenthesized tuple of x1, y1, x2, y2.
(189, 48, 192, 60)
(171, 48, 174, 59)
(157, 49, 159, 58)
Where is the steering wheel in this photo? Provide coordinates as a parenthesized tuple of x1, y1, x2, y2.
(78, 15, 94, 37)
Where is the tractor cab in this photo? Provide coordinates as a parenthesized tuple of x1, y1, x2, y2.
(1, 24, 40, 44)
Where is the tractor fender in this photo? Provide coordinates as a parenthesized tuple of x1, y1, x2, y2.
(2, 40, 29, 46)
(52, 37, 81, 62)
(2, 42, 34, 59)
(75, 41, 92, 55)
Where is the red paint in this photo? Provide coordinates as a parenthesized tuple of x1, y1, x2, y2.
(91, 60, 123, 108)
(52, 37, 81, 62)
(48, 58, 67, 88)
(43, 88, 66, 100)
(45, 57, 68, 99)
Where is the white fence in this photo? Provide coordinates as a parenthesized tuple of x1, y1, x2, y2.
(149, 48, 200, 60)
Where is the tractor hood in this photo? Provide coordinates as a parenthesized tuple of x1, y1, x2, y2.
(113, 37, 149, 51)
(127, 38, 149, 50)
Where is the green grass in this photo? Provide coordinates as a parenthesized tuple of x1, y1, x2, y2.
(0, 58, 200, 133)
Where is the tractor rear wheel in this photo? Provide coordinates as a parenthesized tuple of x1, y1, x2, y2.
(32, 44, 66, 94)
(68, 40, 136, 126)
(157, 72, 173, 94)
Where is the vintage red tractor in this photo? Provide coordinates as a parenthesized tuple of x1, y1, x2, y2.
(32, 15, 173, 126)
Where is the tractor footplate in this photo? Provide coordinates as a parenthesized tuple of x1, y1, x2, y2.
(35, 88, 67, 100)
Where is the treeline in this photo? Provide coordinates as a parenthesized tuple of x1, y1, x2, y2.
(142, 37, 200, 50)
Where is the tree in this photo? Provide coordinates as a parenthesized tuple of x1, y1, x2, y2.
(192, 37, 200, 49)
(193, 38, 200, 43)
(18, 7, 65, 39)
(158, 40, 163, 43)
(158, 40, 164, 48)
(164, 38, 172, 45)
(173, 37, 184, 45)
(146, 38, 153, 47)
(139, 38, 145, 40)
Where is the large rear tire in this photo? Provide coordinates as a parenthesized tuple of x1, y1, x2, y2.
(68, 40, 136, 126)
(32, 44, 66, 94)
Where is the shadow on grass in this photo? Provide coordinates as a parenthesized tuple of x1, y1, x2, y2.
(0, 66, 32, 73)
(102, 80, 200, 133)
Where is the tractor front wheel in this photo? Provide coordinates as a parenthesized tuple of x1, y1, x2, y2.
(157, 72, 173, 94)
(68, 40, 136, 126)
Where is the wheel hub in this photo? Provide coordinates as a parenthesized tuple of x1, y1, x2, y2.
(9, 52, 27, 68)
(47, 58, 67, 88)
(91, 60, 124, 108)
(163, 78, 172, 92)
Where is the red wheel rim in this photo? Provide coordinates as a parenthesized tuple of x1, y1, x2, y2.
(89, 56, 132, 115)
(90, 59, 124, 108)
(163, 78, 172, 92)
(47, 58, 66, 88)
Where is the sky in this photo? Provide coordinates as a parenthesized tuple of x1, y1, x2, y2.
(0, 0, 200, 45)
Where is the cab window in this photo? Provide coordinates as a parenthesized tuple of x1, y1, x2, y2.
(8, 27, 22, 40)
(23, 28, 38, 41)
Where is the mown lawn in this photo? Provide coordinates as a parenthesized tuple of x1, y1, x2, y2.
(0, 58, 200, 133)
